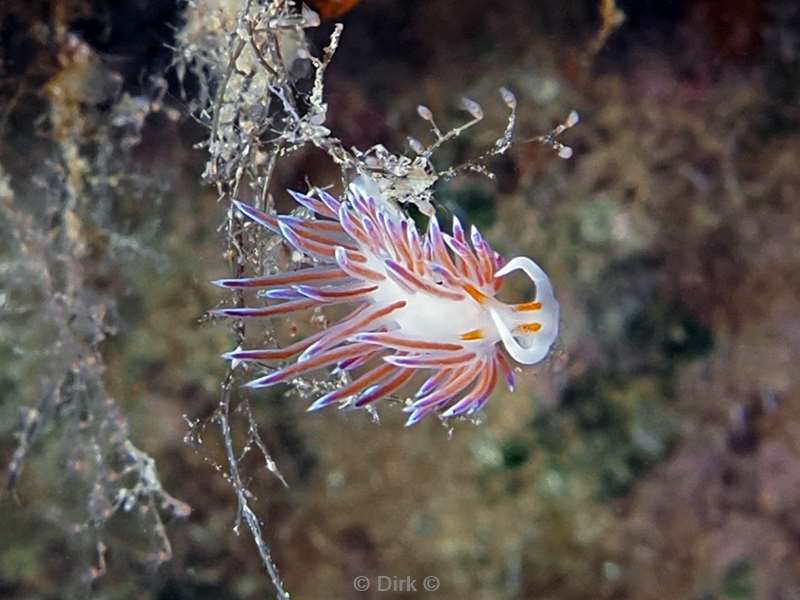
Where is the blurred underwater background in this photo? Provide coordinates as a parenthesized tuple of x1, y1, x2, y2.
(1, 1, 800, 599)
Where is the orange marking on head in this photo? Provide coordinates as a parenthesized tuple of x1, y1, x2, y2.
(463, 284, 489, 305)
(459, 328, 485, 341)
(515, 322, 542, 334)
(515, 301, 542, 312)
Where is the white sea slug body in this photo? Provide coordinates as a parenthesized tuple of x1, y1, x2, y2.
(213, 186, 559, 427)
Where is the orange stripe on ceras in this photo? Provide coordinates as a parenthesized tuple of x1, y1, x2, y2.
(326, 362, 396, 402)
(362, 334, 464, 352)
(515, 322, 542, 334)
(515, 301, 542, 312)
(459, 328, 485, 341)
(463, 284, 489, 305)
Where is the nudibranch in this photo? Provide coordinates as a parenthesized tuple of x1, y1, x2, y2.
(213, 184, 559, 427)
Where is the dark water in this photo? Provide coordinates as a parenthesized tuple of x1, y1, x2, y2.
(1, 1, 799, 599)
